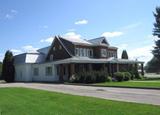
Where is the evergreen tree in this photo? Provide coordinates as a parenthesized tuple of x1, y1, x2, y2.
(121, 50, 128, 59)
(0, 62, 2, 78)
(153, 6, 160, 60)
(2, 50, 15, 82)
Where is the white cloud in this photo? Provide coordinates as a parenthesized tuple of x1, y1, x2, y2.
(147, 35, 159, 40)
(41, 25, 48, 29)
(11, 9, 18, 14)
(75, 19, 88, 25)
(11, 49, 22, 54)
(63, 32, 81, 39)
(121, 22, 141, 30)
(5, 14, 13, 19)
(68, 29, 76, 32)
(118, 44, 128, 50)
(5, 9, 18, 19)
(102, 32, 123, 38)
(22, 45, 38, 52)
(40, 37, 54, 43)
(128, 45, 153, 64)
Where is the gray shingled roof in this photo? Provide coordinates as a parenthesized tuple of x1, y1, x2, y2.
(53, 57, 144, 64)
(60, 36, 92, 46)
(14, 52, 45, 64)
(88, 37, 109, 46)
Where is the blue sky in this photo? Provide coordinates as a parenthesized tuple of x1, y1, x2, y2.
(0, 0, 159, 63)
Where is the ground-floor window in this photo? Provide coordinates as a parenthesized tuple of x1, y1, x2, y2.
(45, 66, 52, 76)
(33, 68, 39, 76)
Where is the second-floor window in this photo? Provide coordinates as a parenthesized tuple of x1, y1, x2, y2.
(107, 51, 117, 58)
(75, 48, 79, 56)
(101, 49, 107, 57)
(75, 48, 93, 57)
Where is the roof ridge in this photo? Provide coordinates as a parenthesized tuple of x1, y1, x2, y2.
(88, 36, 105, 41)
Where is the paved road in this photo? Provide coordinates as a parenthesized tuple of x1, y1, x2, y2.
(0, 83, 160, 106)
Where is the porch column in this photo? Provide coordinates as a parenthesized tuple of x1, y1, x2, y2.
(70, 63, 75, 77)
(109, 63, 112, 75)
(59, 64, 64, 82)
(88, 64, 92, 72)
(102, 63, 106, 71)
(111, 64, 114, 77)
(141, 63, 144, 76)
(116, 63, 119, 72)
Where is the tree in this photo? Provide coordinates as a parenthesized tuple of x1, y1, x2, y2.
(153, 6, 160, 60)
(145, 57, 160, 73)
(0, 62, 2, 78)
(2, 50, 15, 82)
(121, 50, 128, 59)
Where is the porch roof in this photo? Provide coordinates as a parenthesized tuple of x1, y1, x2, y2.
(54, 57, 144, 64)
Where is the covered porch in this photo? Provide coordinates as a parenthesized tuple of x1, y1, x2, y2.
(54, 57, 144, 82)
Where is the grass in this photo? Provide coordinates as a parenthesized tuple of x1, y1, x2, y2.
(0, 88, 160, 115)
(96, 80, 160, 88)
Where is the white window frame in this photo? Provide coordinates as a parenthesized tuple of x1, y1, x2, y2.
(75, 48, 79, 56)
(101, 49, 107, 57)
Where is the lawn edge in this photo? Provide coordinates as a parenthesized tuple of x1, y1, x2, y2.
(65, 83, 160, 90)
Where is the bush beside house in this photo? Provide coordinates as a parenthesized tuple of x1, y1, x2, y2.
(69, 70, 142, 83)
(69, 71, 109, 83)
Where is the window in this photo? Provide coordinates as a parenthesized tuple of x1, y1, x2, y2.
(75, 48, 79, 56)
(80, 48, 83, 56)
(46, 67, 52, 76)
(82, 49, 85, 56)
(33, 68, 39, 76)
(101, 49, 107, 57)
(50, 54, 53, 61)
(89, 49, 93, 57)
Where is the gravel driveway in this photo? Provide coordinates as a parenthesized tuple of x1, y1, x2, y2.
(0, 83, 160, 106)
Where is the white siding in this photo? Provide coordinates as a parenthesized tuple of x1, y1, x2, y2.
(14, 63, 58, 82)
(14, 64, 32, 82)
(32, 63, 58, 82)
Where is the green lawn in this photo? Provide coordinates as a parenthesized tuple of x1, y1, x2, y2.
(96, 80, 160, 88)
(0, 88, 160, 115)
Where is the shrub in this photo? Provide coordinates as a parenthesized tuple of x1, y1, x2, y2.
(84, 72, 96, 83)
(114, 72, 124, 82)
(124, 72, 131, 81)
(134, 71, 141, 79)
(95, 71, 108, 83)
(69, 71, 109, 83)
(106, 76, 112, 82)
(129, 71, 135, 80)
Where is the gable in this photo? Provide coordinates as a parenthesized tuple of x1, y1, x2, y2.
(101, 38, 109, 45)
(46, 37, 71, 61)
